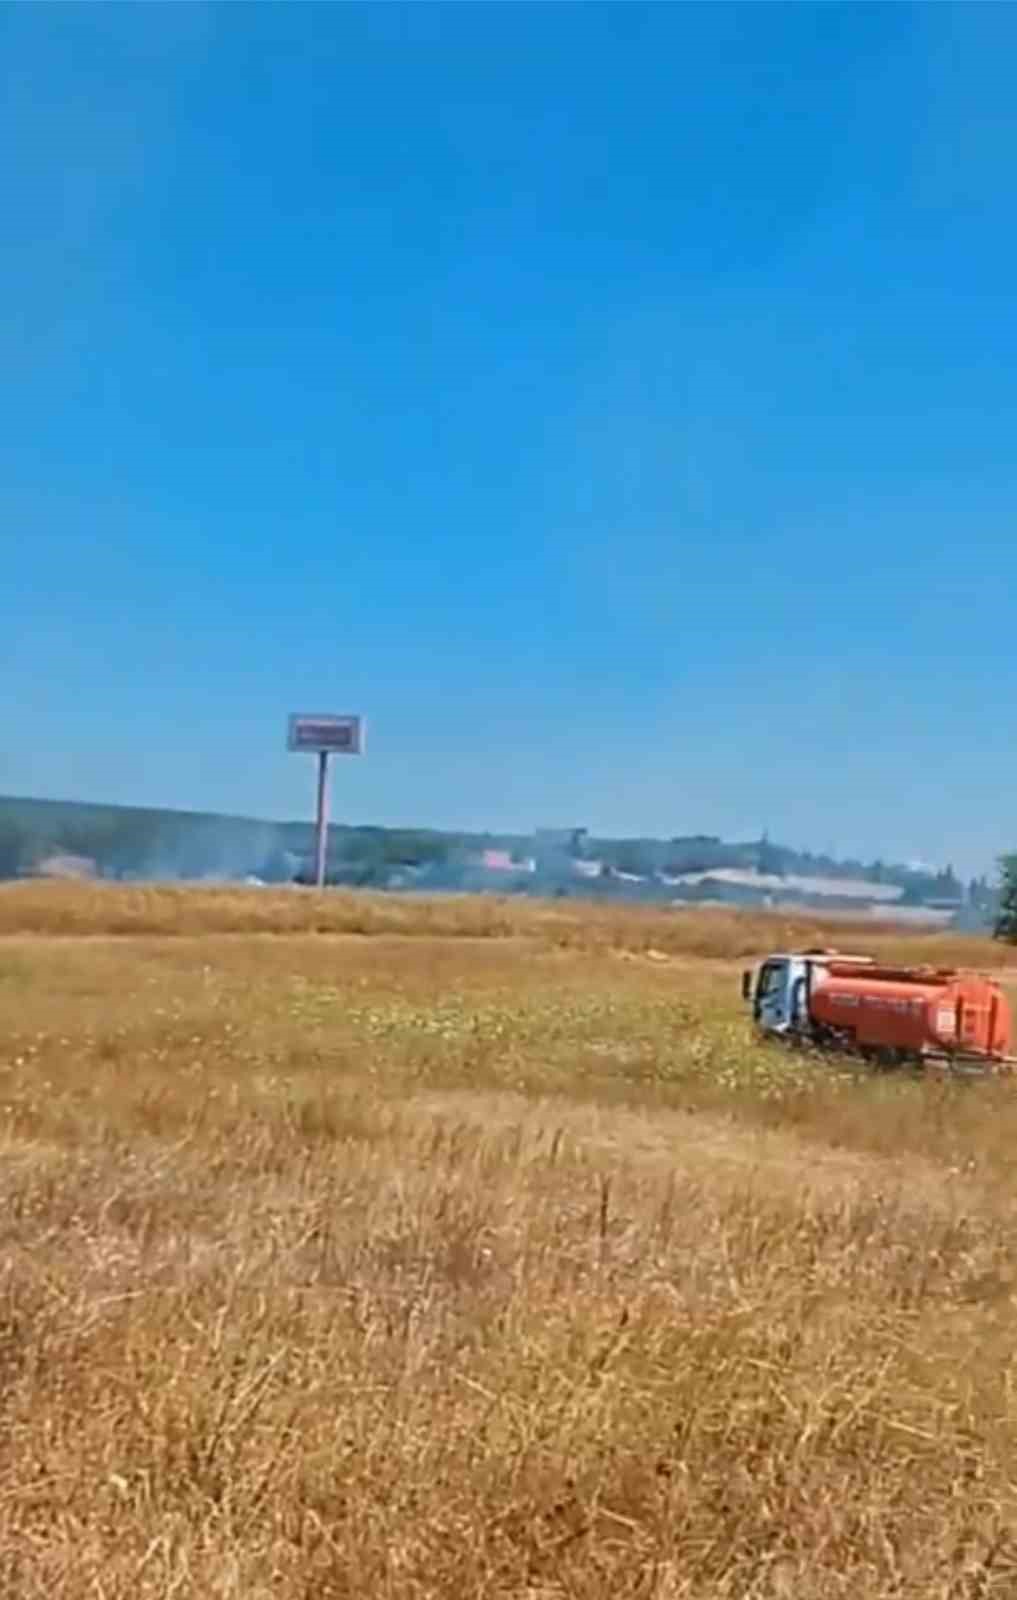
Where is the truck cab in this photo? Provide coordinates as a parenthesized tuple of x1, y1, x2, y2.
(742, 955, 810, 1035)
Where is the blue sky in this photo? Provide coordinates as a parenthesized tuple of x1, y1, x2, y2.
(3, 3, 1016, 874)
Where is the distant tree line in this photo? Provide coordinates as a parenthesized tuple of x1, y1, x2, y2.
(0, 796, 991, 913)
(595, 833, 968, 904)
(0, 798, 465, 884)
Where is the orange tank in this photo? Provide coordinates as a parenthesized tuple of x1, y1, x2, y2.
(808, 962, 1011, 1061)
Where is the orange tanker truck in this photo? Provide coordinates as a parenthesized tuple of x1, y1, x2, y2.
(741, 949, 1013, 1069)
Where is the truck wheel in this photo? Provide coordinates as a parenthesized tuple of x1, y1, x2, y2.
(861, 1045, 899, 1072)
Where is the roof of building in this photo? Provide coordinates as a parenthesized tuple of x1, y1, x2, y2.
(669, 868, 904, 902)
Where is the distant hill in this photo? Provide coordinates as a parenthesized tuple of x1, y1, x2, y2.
(0, 793, 990, 922)
(0, 794, 482, 885)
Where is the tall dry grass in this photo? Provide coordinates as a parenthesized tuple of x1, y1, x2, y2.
(2, 927, 1017, 1595)
(0, 880, 1009, 968)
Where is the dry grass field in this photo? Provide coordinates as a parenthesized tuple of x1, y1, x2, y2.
(3, 884, 1017, 1598)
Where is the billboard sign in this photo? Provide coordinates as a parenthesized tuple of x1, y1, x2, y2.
(287, 714, 365, 755)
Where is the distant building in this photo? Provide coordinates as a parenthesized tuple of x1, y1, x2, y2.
(533, 828, 588, 865)
(481, 849, 516, 872)
(27, 853, 96, 881)
(478, 849, 535, 873)
(573, 858, 603, 879)
(668, 868, 904, 906)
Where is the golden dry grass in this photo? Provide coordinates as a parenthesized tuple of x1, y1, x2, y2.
(3, 891, 1017, 1597)
(0, 880, 1011, 967)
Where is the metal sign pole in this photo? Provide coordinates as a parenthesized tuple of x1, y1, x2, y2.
(288, 715, 363, 890)
(314, 750, 330, 889)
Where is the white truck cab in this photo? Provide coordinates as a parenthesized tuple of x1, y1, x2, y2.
(742, 954, 810, 1035)
(742, 950, 873, 1040)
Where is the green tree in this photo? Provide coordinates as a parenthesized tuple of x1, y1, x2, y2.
(756, 834, 788, 877)
(993, 854, 1017, 942)
(0, 819, 28, 878)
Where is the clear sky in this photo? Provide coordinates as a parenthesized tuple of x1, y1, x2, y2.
(3, 2, 1015, 874)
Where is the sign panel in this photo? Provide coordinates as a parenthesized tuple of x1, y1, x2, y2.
(287, 714, 365, 755)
